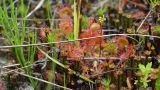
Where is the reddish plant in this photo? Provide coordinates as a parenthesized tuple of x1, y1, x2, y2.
(36, 50, 44, 59)
(87, 17, 95, 28)
(80, 61, 90, 77)
(102, 40, 117, 54)
(59, 17, 73, 35)
(0, 80, 4, 90)
(60, 42, 84, 60)
(89, 23, 101, 31)
(39, 27, 51, 40)
(91, 61, 105, 76)
(39, 27, 47, 39)
(57, 5, 72, 18)
(132, 11, 145, 18)
(120, 44, 134, 61)
(97, 84, 105, 90)
(114, 36, 129, 49)
(60, 42, 73, 57)
(80, 23, 103, 46)
(68, 45, 84, 60)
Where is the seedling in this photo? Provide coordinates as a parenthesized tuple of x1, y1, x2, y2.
(101, 78, 111, 90)
(135, 62, 152, 88)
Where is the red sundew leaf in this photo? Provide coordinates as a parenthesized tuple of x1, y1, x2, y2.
(68, 46, 84, 60)
(127, 44, 134, 54)
(132, 11, 145, 18)
(60, 42, 73, 57)
(88, 39, 96, 46)
(87, 17, 95, 28)
(0, 80, 4, 90)
(36, 50, 44, 59)
(98, 62, 105, 70)
(80, 28, 103, 47)
(115, 36, 129, 49)
(120, 44, 134, 61)
(60, 43, 84, 60)
(91, 30, 103, 45)
(95, 38, 104, 45)
(57, 5, 72, 18)
(91, 29, 102, 35)
(92, 62, 105, 76)
(90, 23, 102, 31)
(39, 27, 46, 39)
(120, 52, 128, 60)
(97, 85, 105, 90)
(80, 30, 94, 46)
(79, 29, 90, 38)
(80, 61, 91, 72)
(59, 17, 73, 35)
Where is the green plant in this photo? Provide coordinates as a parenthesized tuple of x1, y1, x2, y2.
(19, 0, 27, 17)
(138, 37, 145, 46)
(101, 78, 111, 90)
(97, 8, 106, 23)
(156, 71, 160, 90)
(146, 0, 160, 6)
(45, 0, 54, 29)
(135, 62, 152, 88)
(74, 0, 81, 40)
(46, 32, 58, 90)
(65, 33, 74, 40)
(69, 0, 74, 4)
(47, 32, 57, 43)
(81, 15, 88, 29)
(97, 8, 105, 17)
(45, 1, 59, 88)
(156, 25, 160, 32)
(0, 0, 37, 87)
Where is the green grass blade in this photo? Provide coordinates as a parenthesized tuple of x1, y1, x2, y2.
(74, 0, 78, 40)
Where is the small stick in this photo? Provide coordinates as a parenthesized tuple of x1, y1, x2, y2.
(25, 0, 45, 18)
(0, 34, 160, 48)
(136, 4, 159, 33)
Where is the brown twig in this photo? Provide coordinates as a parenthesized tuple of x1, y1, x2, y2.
(0, 34, 159, 48)
(136, 4, 159, 33)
